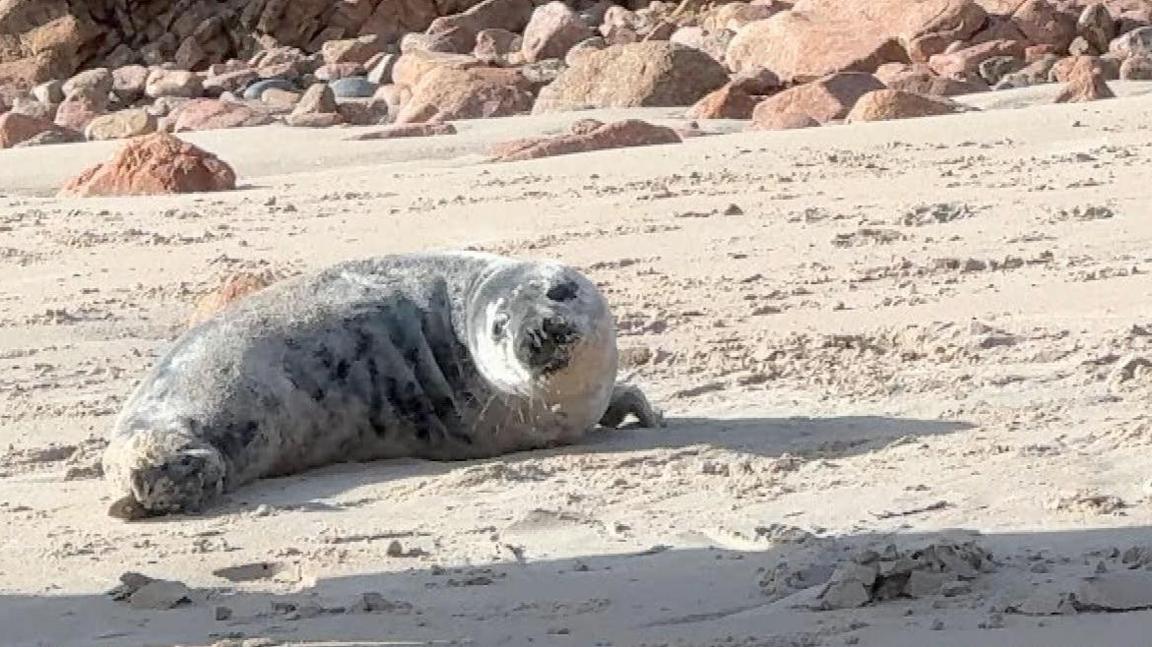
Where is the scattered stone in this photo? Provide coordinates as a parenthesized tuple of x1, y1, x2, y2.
(204, 69, 260, 97)
(146, 69, 204, 99)
(0, 112, 80, 149)
(212, 562, 284, 583)
(329, 77, 378, 99)
(54, 97, 104, 131)
(129, 579, 194, 610)
(490, 119, 680, 162)
(354, 592, 414, 613)
(846, 89, 965, 123)
(243, 78, 298, 101)
(85, 109, 158, 140)
(32, 80, 65, 104)
(60, 132, 237, 197)
(386, 540, 405, 557)
(215, 606, 233, 621)
(1076, 572, 1152, 612)
(345, 123, 458, 140)
(1054, 58, 1115, 103)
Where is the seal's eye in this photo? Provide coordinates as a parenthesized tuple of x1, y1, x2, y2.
(491, 314, 508, 339)
(546, 281, 578, 302)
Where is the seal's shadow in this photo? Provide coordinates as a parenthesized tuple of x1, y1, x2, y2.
(211, 415, 974, 517)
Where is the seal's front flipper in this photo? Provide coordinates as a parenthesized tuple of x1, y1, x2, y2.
(108, 495, 152, 521)
(599, 384, 665, 429)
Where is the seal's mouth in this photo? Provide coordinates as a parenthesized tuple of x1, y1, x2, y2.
(518, 315, 580, 375)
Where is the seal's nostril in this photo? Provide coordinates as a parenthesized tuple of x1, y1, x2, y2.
(546, 281, 578, 302)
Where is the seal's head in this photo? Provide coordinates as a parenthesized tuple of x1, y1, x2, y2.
(469, 260, 618, 403)
(103, 427, 226, 520)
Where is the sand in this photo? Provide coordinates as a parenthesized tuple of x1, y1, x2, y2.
(2, 83, 1152, 647)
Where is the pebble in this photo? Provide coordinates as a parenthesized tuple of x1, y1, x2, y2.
(329, 76, 377, 99)
(215, 605, 233, 621)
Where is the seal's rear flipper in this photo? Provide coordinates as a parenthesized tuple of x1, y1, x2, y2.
(600, 384, 665, 429)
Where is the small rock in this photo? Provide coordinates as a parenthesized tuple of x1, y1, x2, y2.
(128, 580, 193, 610)
(386, 540, 405, 557)
(85, 109, 158, 141)
(215, 606, 233, 621)
(329, 77, 378, 99)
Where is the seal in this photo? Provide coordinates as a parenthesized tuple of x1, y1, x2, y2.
(102, 251, 663, 519)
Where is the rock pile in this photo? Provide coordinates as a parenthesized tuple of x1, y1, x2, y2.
(0, 0, 1146, 150)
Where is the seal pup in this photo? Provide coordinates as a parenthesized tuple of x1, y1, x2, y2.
(103, 252, 663, 519)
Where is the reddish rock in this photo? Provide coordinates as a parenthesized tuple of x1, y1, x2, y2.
(876, 62, 988, 95)
(188, 272, 277, 327)
(474, 28, 522, 63)
(846, 89, 965, 123)
(729, 67, 783, 95)
(145, 69, 203, 99)
(784, 0, 988, 62)
(533, 42, 729, 113)
(85, 109, 158, 141)
(727, 11, 909, 83)
(1025, 44, 1059, 62)
(285, 112, 345, 127)
(397, 66, 534, 124)
(54, 97, 104, 131)
(687, 84, 760, 119)
(701, 1, 785, 31)
(490, 119, 681, 162)
(1054, 57, 1115, 102)
(203, 69, 260, 97)
(1011, 0, 1077, 51)
(172, 99, 273, 131)
(322, 34, 387, 65)
(315, 63, 367, 81)
(112, 65, 149, 102)
(751, 72, 885, 128)
(392, 50, 483, 88)
(345, 123, 459, 140)
(424, 0, 536, 54)
(752, 110, 820, 130)
(1048, 55, 1105, 81)
(928, 40, 1026, 77)
(521, 2, 595, 64)
(336, 98, 390, 125)
(0, 112, 79, 148)
(59, 133, 236, 197)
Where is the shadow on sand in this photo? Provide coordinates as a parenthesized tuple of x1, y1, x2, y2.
(195, 414, 975, 517)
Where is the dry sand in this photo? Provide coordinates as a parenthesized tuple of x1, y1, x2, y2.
(2, 83, 1152, 647)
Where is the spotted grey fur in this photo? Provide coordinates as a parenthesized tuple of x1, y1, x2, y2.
(102, 252, 663, 519)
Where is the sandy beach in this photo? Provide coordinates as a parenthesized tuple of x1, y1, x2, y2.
(2, 84, 1152, 647)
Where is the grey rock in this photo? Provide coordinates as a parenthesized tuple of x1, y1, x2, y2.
(1076, 572, 1152, 611)
(244, 79, 299, 101)
(128, 580, 193, 609)
(329, 76, 378, 99)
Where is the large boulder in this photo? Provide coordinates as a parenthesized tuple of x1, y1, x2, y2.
(845, 89, 966, 123)
(423, 0, 535, 53)
(533, 42, 729, 113)
(0, 111, 78, 148)
(59, 132, 236, 197)
(0, 3, 104, 89)
(751, 72, 885, 128)
(396, 66, 535, 123)
(726, 12, 910, 83)
(1011, 0, 1077, 52)
(521, 2, 594, 64)
(791, 0, 988, 61)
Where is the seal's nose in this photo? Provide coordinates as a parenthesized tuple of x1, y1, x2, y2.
(520, 316, 577, 372)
